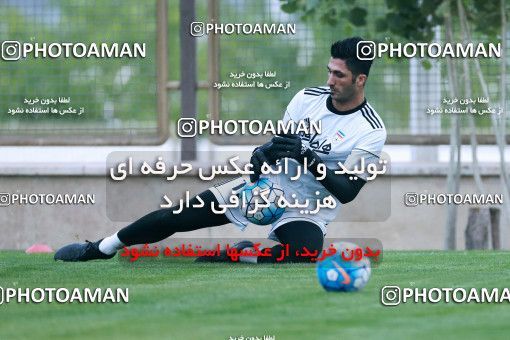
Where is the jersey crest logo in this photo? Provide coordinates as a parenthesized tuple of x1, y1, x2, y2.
(334, 129, 346, 142)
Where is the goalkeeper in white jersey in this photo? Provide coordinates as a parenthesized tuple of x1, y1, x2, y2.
(55, 37, 386, 264)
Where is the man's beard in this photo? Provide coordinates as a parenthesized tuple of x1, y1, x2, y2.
(330, 86, 355, 104)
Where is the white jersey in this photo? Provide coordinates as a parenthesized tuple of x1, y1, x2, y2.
(210, 86, 387, 241)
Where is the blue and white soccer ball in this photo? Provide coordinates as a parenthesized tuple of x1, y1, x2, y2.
(238, 178, 285, 225)
(316, 242, 371, 292)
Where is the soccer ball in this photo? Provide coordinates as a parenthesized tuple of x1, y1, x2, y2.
(316, 242, 371, 292)
(238, 178, 285, 225)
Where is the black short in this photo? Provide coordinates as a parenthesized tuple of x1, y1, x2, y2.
(259, 220, 324, 263)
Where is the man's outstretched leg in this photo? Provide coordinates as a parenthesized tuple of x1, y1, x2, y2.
(54, 190, 230, 261)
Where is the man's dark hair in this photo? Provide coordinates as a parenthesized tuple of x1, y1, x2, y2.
(331, 37, 373, 78)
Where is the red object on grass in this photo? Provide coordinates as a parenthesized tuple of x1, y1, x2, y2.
(25, 244, 53, 254)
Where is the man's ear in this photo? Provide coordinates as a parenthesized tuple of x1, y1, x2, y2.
(356, 74, 367, 87)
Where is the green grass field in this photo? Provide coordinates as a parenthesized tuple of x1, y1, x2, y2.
(1, 251, 509, 340)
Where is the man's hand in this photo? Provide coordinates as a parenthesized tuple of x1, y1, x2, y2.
(250, 134, 323, 182)
(250, 141, 278, 182)
(271, 133, 323, 170)
(271, 133, 366, 204)
(270, 134, 307, 163)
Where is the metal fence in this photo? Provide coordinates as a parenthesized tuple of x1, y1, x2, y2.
(0, 0, 168, 145)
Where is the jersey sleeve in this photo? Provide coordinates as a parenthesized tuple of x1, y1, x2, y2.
(282, 89, 305, 123)
(343, 128, 387, 181)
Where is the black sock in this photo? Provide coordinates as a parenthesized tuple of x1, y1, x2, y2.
(117, 190, 230, 246)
